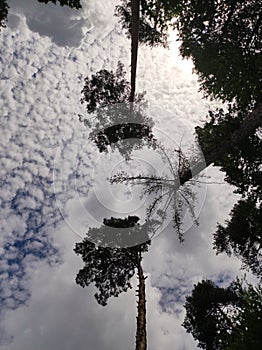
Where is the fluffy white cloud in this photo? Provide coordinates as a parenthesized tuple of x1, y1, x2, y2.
(8, 0, 119, 47)
(1, 227, 198, 350)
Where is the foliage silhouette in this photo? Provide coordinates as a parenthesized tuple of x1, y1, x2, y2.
(196, 106, 262, 278)
(79, 61, 159, 160)
(37, 0, 82, 9)
(214, 199, 262, 278)
(74, 216, 156, 305)
(80, 61, 145, 114)
(74, 216, 158, 350)
(115, 0, 181, 48)
(196, 106, 262, 202)
(183, 278, 262, 350)
(176, 0, 262, 109)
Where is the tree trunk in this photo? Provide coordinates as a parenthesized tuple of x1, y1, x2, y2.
(129, 0, 140, 102)
(135, 251, 147, 350)
(179, 103, 262, 185)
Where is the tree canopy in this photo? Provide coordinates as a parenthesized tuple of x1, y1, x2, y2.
(74, 216, 152, 306)
(225, 280, 262, 349)
(183, 278, 262, 350)
(196, 106, 261, 200)
(80, 61, 145, 115)
(79, 61, 157, 159)
(214, 199, 262, 277)
(115, 0, 181, 48)
(170, 4, 262, 346)
(195, 105, 262, 279)
(176, 0, 262, 109)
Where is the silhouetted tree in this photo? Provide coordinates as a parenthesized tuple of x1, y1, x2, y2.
(183, 279, 239, 349)
(214, 199, 262, 278)
(225, 280, 262, 350)
(196, 106, 262, 198)
(183, 278, 262, 350)
(93, 122, 156, 156)
(79, 61, 158, 159)
(74, 216, 159, 350)
(80, 62, 145, 114)
(115, 0, 181, 48)
(178, 0, 262, 106)
(195, 106, 262, 278)
(176, 0, 262, 110)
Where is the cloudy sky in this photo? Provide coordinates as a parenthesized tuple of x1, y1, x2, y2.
(0, 1, 257, 349)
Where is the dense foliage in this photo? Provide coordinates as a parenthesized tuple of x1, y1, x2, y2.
(196, 106, 262, 279)
(196, 106, 261, 199)
(176, 2, 262, 347)
(177, 0, 262, 109)
(81, 61, 145, 114)
(79, 61, 155, 159)
(214, 199, 261, 277)
(74, 216, 151, 306)
(183, 278, 262, 349)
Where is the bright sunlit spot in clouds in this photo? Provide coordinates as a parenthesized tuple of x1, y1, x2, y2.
(168, 29, 194, 73)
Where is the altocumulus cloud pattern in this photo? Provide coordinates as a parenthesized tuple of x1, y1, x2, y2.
(0, 0, 128, 341)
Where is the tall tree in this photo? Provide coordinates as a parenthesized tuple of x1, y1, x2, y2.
(74, 216, 158, 350)
(129, 0, 140, 102)
(115, 0, 182, 101)
(183, 278, 262, 349)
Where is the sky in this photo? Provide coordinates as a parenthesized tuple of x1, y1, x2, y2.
(0, 1, 258, 349)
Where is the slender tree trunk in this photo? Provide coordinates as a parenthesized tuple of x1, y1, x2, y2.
(135, 251, 147, 350)
(129, 0, 140, 102)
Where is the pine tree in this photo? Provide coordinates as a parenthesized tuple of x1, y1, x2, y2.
(74, 216, 158, 350)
